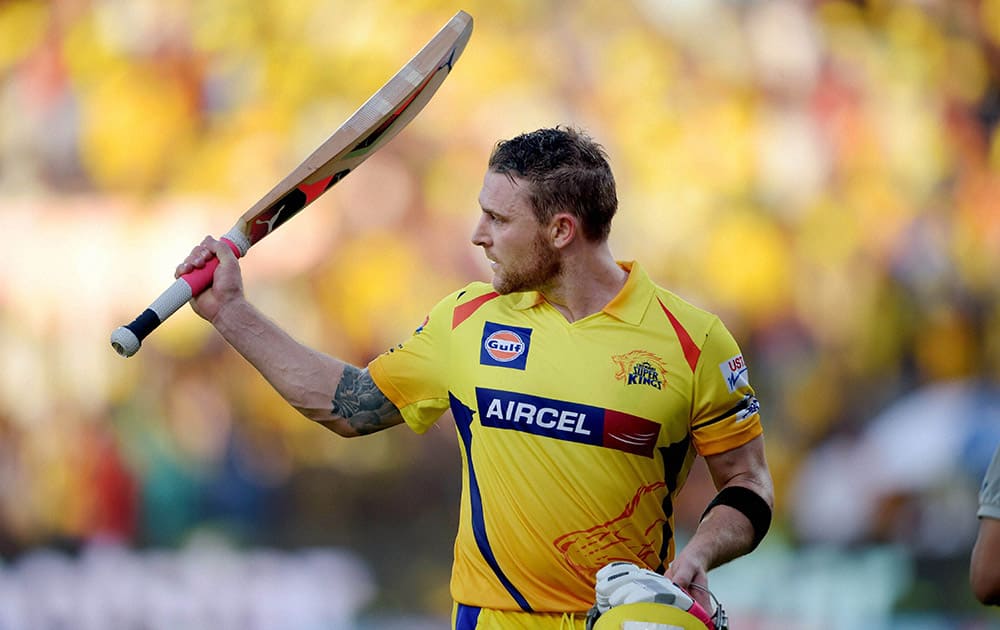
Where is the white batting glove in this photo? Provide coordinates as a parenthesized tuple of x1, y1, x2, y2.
(594, 561, 696, 614)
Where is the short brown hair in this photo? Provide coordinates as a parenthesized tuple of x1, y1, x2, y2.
(488, 127, 618, 241)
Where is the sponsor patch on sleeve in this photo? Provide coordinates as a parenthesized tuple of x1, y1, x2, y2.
(737, 394, 760, 421)
(719, 354, 750, 393)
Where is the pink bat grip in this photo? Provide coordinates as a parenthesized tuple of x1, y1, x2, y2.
(111, 237, 244, 357)
(180, 238, 243, 296)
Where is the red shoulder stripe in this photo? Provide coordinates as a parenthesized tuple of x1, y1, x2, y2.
(452, 291, 500, 329)
(657, 297, 701, 372)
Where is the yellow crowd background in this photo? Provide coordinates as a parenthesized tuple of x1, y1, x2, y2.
(1, 0, 999, 627)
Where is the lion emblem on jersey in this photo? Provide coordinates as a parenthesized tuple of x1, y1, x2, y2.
(612, 350, 667, 390)
(553, 481, 668, 578)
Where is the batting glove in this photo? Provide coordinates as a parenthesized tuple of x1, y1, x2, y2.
(593, 561, 715, 629)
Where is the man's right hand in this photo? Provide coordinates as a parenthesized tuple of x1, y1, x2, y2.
(174, 236, 245, 323)
(593, 562, 715, 629)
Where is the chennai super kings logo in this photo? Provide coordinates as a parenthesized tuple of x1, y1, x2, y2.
(612, 350, 667, 390)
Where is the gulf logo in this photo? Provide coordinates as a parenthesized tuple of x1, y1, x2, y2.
(484, 330, 525, 362)
(480, 321, 532, 370)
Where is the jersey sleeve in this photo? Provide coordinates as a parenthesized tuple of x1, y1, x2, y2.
(689, 318, 763, 456)
(979, 445, 1000, 520)
(367, 290, 458, 434)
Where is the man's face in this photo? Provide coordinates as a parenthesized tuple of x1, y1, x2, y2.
(472, 170, 561, 295)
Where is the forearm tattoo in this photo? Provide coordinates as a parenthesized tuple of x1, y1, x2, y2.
(331, 365, 401, 435)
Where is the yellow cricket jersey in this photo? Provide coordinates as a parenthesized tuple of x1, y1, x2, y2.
(368, 261, 763, 615)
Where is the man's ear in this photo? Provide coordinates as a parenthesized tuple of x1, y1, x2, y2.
(550, 213, 577, 249)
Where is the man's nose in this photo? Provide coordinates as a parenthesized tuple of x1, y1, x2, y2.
(471, 216, 489, 246)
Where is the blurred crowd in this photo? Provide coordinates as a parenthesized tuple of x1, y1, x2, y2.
(1, 0, 999, 625)
(0, 536, 374, 629)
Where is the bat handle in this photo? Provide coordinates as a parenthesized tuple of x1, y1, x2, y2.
(111, 236, 245, 357)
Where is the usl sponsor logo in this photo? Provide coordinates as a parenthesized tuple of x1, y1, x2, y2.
(720, 354, 749, 393)
(475, 388, 661, 457)
(480, 322, 532, 370)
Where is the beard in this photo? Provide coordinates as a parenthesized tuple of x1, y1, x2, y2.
(492, 231, 562, 295)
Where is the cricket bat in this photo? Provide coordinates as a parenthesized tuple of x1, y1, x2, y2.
(111, 10, 473, 357)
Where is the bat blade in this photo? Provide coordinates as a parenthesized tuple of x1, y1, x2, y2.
(111, 10, 473, 358)
(235, 10, 472, 249)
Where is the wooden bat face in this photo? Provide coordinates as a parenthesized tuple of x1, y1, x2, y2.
(233, 11, 473, 250)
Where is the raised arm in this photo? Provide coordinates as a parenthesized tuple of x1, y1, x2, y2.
(178, 237, 404, 437)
